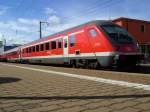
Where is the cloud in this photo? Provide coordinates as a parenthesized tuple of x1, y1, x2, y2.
(43, 22, 76, 36)
(6, 34, 34, 45)
(0, 5, 9, 15)
(45, 8, 56, 15)
(0, 18, 40, 45)
(0, 7, 81, 45)
(47, 15, 61, 25)
(18, 18, 39, 26)
(0, 16, 42, 33)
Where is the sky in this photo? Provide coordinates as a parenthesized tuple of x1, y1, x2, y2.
(0, 0, 150, 45)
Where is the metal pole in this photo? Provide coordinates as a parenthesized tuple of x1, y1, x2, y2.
(39, 21, 42, 39)
(39, 21, 48, 39)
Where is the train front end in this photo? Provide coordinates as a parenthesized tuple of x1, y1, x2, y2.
(101, 23, 142, 67)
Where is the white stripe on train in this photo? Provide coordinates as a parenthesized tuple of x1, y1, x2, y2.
(7, 51, 140, 60)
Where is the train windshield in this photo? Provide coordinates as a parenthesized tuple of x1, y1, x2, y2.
(101, 25, 134, 44)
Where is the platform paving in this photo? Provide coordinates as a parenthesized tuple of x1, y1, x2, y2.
(0, 63, 150, 112)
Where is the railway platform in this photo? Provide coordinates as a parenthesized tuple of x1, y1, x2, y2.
(0, 62, 150, 112)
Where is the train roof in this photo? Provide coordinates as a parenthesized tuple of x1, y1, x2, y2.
(45, 20, 114, 38)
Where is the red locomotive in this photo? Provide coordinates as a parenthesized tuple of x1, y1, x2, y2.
(0, 20, 141, 67)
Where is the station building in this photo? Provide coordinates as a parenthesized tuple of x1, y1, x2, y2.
(0, 39, 20, 54)
(113, 17, 150, 57)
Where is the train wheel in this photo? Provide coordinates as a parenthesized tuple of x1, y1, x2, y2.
(71, 60, 76, 68)
(83, 60, 89, 69)
(71, 60, 80, 68)
(72, 62, 76, 68)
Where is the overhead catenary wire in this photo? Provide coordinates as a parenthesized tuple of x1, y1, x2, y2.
(41, 0, 123, 37)
(61, 0, 122, 22)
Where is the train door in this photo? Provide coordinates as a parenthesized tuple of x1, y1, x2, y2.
(63, 36, 69, 62)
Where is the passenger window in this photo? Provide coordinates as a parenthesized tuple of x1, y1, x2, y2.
(89, 29, 97, 37)
(45, 42, 50, 50)
(36, 45, 39, 52)
(70, 35, 75, 47)
(29, 47, 32, 53)
(32, 46, 35, 52)
(51, 41, 56, 49)
(58, 39, 62, 48)
(26, 48, 29, 53)
(40, 44, 44, 51)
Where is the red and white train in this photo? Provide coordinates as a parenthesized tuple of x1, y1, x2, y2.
(0, 20, 142, 67)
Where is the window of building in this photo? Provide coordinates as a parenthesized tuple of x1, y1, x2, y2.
(51, 41, 56, 49)
(89, 29, 97, 37)
(140, 25, 145, 33)
(45, 42, 50, 50)
(40, 44, 44, 51)
(58, 39, 62, 48)
(36, 45, 39, 52)
(70, 35, 75, 47)
(0, 41, 3, 47)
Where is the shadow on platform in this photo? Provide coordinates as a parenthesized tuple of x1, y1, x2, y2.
(0, 94, 150, 100)
(100, 65, 150, 74)
(0, 77, 21, 84)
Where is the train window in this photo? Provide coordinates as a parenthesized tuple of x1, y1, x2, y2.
(32, 46, 35, 52)
(89, 29, 97, 37)
(29, 47, 32, 53)
(36, 45, 39, 52)
(26, 48, 29, 53)
(23, 49, 25, 54)
(40, 44, 44, 51)
(45, 42, 50, 50)
(102, 25, 134, 44)
(58, 39, 62, 48)
(70, 35, 75, 47)
(51, 41, 56, 49)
